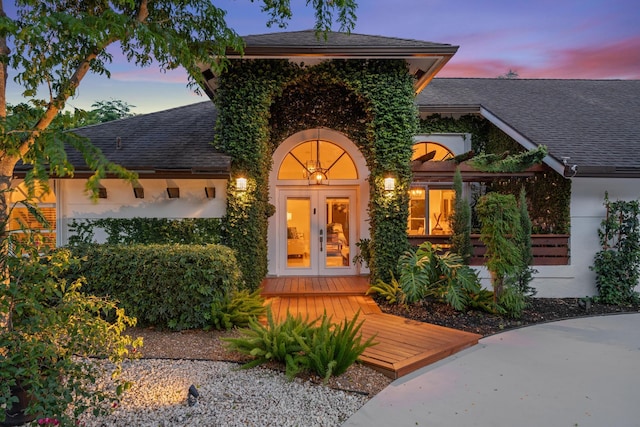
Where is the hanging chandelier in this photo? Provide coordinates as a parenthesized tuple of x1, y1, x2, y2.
(304, 131, 328, 185)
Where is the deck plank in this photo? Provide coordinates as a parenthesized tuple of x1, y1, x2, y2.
(261, 276, 480, 378)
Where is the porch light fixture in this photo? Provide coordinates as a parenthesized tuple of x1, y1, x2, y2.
(167, 187, 180, 198)
(384, 177, 396, 192)
(236, 177, 247, 192)
(205, 187, 216, 199)
(133, 186, 144, 199)
(305, 130, 328, 185)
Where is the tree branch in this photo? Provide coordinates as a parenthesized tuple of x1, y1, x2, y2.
(15, 0, 151, 159)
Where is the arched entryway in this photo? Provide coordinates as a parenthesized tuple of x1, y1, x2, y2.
(268, 128, 369, 276)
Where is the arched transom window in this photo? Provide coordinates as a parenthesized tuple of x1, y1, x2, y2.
(278, 139, 357, 183)
(412, 141, 454, 162)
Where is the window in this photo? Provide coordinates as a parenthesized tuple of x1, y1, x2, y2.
(8, 181, 57, 248)
(409, 141, 456, 236)
(412, 142, 454, 161)
(408, 187, 426, 235)
(408, 186, 455, 236)
(278, 139, 357, 181)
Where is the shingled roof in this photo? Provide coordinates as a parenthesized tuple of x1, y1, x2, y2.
(23, 77, 638, 180)
(62, 101, 229, 177)
(417, 78, 640, 177)
(201, 30, 458, 95)
(236, 30, 458, 54)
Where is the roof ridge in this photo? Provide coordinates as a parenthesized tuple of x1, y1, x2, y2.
(242, 29, 452, 45)
(71, 101, 213, 131)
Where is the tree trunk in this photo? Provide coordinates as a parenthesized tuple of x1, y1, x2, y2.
(0, 158, 17, 330)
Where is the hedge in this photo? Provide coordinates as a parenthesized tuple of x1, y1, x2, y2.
(71, 243, 242, 330)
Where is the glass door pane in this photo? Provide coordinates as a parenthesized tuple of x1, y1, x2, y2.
(324, 197, 350, 268)
(286, 198, 311, 268)
(428, 188, 455, 235)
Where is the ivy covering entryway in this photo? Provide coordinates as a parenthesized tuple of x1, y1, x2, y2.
(214, 59, 417, 289)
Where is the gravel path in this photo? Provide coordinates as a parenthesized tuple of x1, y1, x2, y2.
(80, 359, 369, 427)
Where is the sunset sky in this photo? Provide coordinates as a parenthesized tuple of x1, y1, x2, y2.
(5, 0, 640, 114)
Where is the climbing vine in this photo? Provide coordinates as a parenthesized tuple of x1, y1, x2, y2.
(419, 114, 571, 235)
(214, 60, 299, 290)
(590, 193, 640, 304)
(329, 60, 417, 283)
(215, 58, 417, 287)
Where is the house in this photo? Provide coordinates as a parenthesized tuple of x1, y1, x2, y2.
(10, 31, 640, 297)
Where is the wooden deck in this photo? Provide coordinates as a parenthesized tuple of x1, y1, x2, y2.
(261, 276, 481, 379)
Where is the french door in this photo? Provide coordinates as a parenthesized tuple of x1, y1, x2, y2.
(280, 188, 357, 275)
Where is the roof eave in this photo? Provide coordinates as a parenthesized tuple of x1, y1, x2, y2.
(13, 167, 231, 180)
(565, 166, 640, 179)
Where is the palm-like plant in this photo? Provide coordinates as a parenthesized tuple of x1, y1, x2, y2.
(398, 242, 483, 311)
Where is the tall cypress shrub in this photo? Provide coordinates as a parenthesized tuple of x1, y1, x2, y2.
(450, 167, 472, 263)
(509, 187, 537, 296)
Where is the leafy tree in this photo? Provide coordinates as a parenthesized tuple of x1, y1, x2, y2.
(0, 0, 357, 277)
(84, 99, 137, 125)
(7, 99, 135, 131)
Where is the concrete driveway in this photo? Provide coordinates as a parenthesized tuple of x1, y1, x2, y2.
(344, 313, 640, 427)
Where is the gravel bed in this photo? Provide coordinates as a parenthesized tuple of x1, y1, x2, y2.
(79, 359, 369, 427)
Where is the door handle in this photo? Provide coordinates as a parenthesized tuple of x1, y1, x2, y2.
(319, 229, 323, 252)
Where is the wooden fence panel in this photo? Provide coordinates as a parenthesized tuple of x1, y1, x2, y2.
(409, 234, 570, 266)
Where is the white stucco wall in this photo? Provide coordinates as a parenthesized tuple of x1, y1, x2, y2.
(57, 178, 227, 245)
(474, 177, 640, 298)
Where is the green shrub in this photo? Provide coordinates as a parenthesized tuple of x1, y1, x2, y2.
(497, 285, 527, 318)
(591, 194, 640, 305)
(451, 167, 472, 263)
(68, 217, 223, 245)
(366, 273, 404, 305)
(397, 249, 428, 304)
(224, 308, 375, 382)
(1, 241, 141, 426)
(397, 242, 484, 311)
(476, 192, 522, 300)
(70, 243, 242, 330)
(211, 289, 266, 330)
(224, 309, 313, 379)
(507, 187, 538, 296)
(352, 238, 371, 269)
(299, 312, 376, 383)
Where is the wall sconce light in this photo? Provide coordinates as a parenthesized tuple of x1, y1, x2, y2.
(133, 186, 145, 199)
(98, 187, 108, 199)
(236, 177, 247, 192)
(205, 187, 216, 199)
(287, 212, 292, 222)
(167, 187, 180, 198)
(384, 177, 396, 192)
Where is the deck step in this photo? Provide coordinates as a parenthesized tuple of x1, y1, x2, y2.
(261, 276, 481, 378)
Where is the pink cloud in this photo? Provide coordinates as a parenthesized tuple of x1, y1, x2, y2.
(439, 36, 640, 79)
(534, 36, 640, 79)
